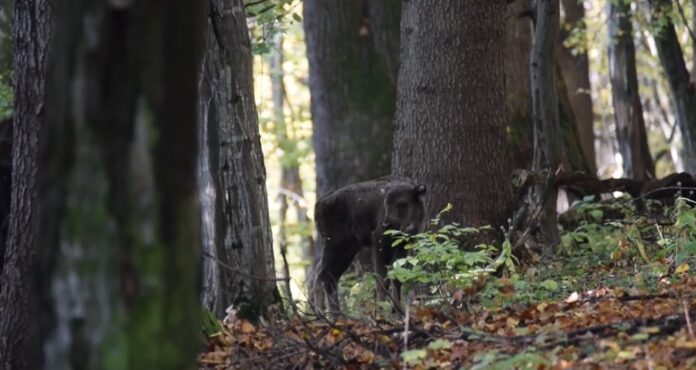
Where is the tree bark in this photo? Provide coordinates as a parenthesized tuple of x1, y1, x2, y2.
(505, 0, 534, 170)
(0, 0, 50, 368)
(28, 1, 205, 368)
(559, 0, 596, 173)
(531, 0, 562, 251)
(392, 0, 514, 232)
(304, 0, 400, 198)
(199, 0, 279, 319)
(607, 0, 654, 180)
(648, 0, 696, 172)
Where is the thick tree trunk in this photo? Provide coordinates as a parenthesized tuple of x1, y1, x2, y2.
(0, 1, 50, 368)
(28, 1, 205, 369)
(531, 0, 562, 251)
(392, 0, 514, 232)
(607, 0, 654, 180)
(505, 0, 534, 170)
(648, 0, 696, 172)
(559, 0, 596, 173)
(199, 0, 279, 319)
(304, 0, 399, 198)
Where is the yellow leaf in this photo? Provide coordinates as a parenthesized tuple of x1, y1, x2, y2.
(675, 340, 696, 349)
(676, 263, 690, 275)
(635, 240, 649, 263)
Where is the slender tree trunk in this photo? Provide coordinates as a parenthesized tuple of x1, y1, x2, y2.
(268, 33, 296, 307)
(199, 0, 279, 319)
(559, 0, 596, 173)
(0, 1, 50, 368)
(607, 0, 654, 180)
(304, 0, 400, 198)
(392, 0, 514, 232)
(505, 0, 534, 170)
(29, 1, 205, 368)
(648, 0, 696, 172)
(531, 0, 562, 252)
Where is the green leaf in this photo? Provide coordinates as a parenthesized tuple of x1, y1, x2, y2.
(540, 279, 559, 291)
(292, 13, 302, 22)
(401, 349, 427, 365)
(427, 339, 452, 350)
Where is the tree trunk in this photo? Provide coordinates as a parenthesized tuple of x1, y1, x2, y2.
(531, 0, 562, 251)
(505, 0, 534, 170)
(559, 0, 596, 173)
(304, 0, 399, 198)
(199, 0, 279, 319)
(26, 1, 204, 369)
(607, 0, 654, 180)
(0, 0, 50, 368)
(648, 0, 696, 172)
(392, 0, 514, 232)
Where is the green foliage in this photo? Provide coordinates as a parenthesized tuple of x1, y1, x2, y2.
(340, 271, 391, 316)
(385, 205, 516, 297)
(0, 73, 11, 119)
(655, 199, 696, 267)
(471, 350, 550, 370)
(245, 0, 303, 55)
(202, 308, 221, 337)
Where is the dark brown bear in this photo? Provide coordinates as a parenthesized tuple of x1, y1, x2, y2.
(312, 176, 426, 315)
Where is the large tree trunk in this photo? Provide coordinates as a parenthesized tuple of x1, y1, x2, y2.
(607, 0, 654, 180)
(559, 0, 596, 173)
(304, 0, 400, 271)
(392, 0, 514, 232)
(648, 0, 696, 172)
(199, 0, 279, 319)
(531, 0, 563, 252)
(0, 1, 50, 368)
(505, 0, 534, 171)
(26, 1, 204, 368)
(304, 0, 400, 198)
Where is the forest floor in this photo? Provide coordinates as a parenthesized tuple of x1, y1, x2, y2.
(198, 199, 696, 369)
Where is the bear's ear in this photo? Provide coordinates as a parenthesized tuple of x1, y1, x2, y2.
(416, 184, 426, 196)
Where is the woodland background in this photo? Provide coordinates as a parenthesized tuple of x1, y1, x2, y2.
(2, 0, 696, 369)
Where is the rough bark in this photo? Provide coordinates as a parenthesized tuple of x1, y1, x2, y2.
(559, 0, 596, 173)
(304, 0, 400, 199)
(392, 0, 514, 232)
(0, 0, 50, 368)
(531, 0, 562, 251)
(199, 0, 279, 319)
(505, 0, 534, 170)
(648, 0, 696, 172)
(0, 116, 10, 274)
(28, 1, 205, 368)
(607, 0, 654, 180)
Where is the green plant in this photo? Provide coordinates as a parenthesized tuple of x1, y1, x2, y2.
(386, 205, 516, 297)
(0, 73, 11, 120)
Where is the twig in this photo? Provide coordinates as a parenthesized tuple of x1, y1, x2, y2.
(684, 298, 695, 340)
(202, 251, 287, 282)
(402, 290, 413, 370)
(675, 0, 696, 46)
